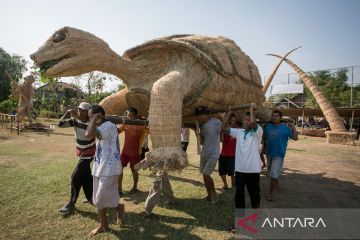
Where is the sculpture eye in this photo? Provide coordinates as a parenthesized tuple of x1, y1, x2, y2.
(53, 32, 66, 43)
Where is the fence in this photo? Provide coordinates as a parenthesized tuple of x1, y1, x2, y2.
(263, 65, 360, 108)
(0, 113, 19, 135)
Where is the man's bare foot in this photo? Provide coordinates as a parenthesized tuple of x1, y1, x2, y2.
(211, 192, 219, 204)
(116, 204, 125, 225)
(201, 195, 211, 201)
(89, 225, 109, 236)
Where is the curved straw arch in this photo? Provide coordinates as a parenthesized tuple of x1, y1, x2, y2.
(266, 54, 346, 132)
(262, 46, 302, 93)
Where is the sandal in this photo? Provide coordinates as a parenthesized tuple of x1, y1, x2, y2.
(228, 224, 236, 234)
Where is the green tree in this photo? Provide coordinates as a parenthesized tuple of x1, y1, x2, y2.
(299, 69, 352, 108)
(118, 83, 126, 91)
(0, 48, 27, 101)
(35, 68, 61, 112)
(74, 71, 118, 104)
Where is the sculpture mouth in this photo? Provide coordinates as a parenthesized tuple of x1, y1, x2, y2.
(38, 55, 72, 74)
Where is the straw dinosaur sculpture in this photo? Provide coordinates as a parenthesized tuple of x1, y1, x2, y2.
(12, 75, 35, 124)
(31, 27, 267, 170)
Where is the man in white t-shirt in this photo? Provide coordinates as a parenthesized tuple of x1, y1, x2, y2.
(222, 104, 262, 213)
(85, 105, 124, 236)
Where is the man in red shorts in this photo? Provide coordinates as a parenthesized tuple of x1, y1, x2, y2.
(118, 108, 146, 195)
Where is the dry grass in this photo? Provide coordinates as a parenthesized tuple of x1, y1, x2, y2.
(0, 121, 359, 239)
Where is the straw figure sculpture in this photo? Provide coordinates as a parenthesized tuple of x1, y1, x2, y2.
(12, 75, 35, 124)
(266, 53, 346, 132)
(31, 27, 267, 171)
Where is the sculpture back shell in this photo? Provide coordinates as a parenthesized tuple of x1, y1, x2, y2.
(123, 34, 262, 87)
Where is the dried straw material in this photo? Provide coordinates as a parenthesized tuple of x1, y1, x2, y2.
(267, 54, 346, 132)
(99, 88, 129, 116)
(31, 27, 267, 171)
(146, 71, 189, 170)
(136, 147, 187, 171)
(262, 47, 302, 93)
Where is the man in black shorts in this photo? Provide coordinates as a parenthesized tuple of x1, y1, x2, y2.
(219, 114, 238, 191)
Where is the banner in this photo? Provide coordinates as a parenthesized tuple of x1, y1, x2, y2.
(270, 84, 304, 95)
(235, 208, 360, 239)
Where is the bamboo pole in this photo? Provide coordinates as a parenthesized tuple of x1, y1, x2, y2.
(195, 119, 201, 155)
(10, 115, 13, 132)
(350, 110, 355, 131)
(301, 109, 305, 135)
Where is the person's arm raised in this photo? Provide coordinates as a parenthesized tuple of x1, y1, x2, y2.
(58, 109, 76, 127)
(221, 111, 232, 134)
(249, 103, 258, 129)
(85, 113, 102, 139)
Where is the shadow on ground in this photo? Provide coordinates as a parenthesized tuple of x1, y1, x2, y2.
(61, 167, 360, 239)
(267, 168, 360, 208)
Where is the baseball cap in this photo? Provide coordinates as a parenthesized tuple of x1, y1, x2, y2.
(78, 102, 91, 111)
(194, 106, 210, 115)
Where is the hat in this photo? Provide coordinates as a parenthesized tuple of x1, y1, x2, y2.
(194, 106, 209, 115)
(78, 102, 91, 111)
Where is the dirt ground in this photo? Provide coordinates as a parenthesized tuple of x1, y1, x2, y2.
(0, 123, 360, 239)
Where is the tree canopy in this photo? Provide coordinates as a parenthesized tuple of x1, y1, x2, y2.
(301, 69, 356, 108)
(0, 48, 27, 101)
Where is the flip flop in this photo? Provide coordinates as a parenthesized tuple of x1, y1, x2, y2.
(211, 194, 219, 204)
(228, 224, 236, 234)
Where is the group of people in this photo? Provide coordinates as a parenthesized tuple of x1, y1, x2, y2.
(195, 105, 298, 231)
(57, 101, 297, 235)
(58, 103, 149, 235)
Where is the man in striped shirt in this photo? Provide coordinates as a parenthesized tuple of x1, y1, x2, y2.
(58, 102, 96, 213)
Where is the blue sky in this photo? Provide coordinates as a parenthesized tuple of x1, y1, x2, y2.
(1, 0, 359, 87)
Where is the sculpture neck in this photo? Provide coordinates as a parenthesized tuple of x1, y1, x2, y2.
(98, 49, 136, 85)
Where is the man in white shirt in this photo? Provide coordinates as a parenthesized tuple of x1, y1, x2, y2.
(222, 104, 262, 212)
(85, 105, 124, 236)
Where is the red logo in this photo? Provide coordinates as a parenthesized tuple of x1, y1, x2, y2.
(237, 213, 258, 233)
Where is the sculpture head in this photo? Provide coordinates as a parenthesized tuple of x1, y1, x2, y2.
(24, 75, 35, 85)
(30, 27, 112, 78)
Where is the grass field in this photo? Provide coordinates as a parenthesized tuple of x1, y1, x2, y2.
(0, 121, 360, 239)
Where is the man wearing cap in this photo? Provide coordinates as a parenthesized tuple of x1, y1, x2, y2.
(195, 106, 221, 204)
(58, 102, 96, 213)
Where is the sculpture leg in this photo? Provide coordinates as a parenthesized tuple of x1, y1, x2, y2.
(146, 71, 189, 171)
(17, 106, 25, 123)
(25, 106, 33, 124)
